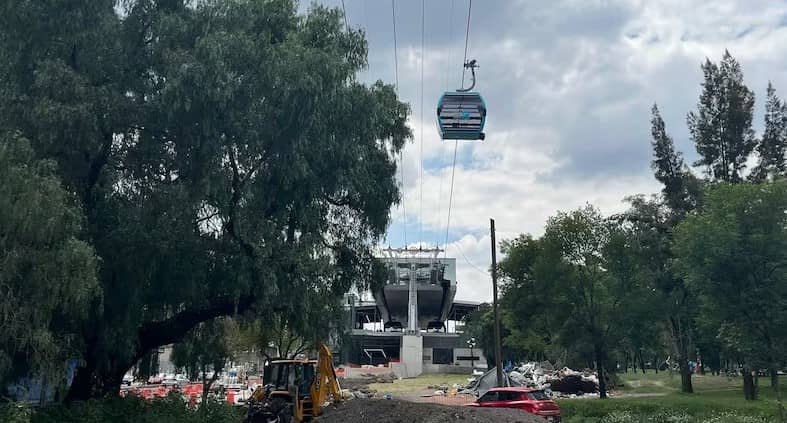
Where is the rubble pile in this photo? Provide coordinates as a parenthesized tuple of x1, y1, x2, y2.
(509, 362, 601, 397)
(467, 362, 607, 398)
(358, 372, 396, 384)
(343, 387, 378, 399)
(338, 373, 396, 399)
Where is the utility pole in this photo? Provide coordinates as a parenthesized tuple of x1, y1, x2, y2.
(490, 218, 503, 387)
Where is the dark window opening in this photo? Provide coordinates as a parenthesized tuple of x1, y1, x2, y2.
(432, 348, 453, 364)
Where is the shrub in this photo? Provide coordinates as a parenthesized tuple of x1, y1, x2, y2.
(3, 395, 244, 423)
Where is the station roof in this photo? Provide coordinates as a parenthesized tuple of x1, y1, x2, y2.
(448, 301, 482, 321)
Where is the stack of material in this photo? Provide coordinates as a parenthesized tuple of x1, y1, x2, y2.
(510, 362, 601, 397)
(344, 387, 378, 399)
(339, 376, 385, 399)
(466, 362, 603, 398)
(355, 372, 396, 383)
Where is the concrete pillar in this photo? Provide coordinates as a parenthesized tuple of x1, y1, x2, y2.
(407, 262, 419, 333)
(400, 335, 423, 378)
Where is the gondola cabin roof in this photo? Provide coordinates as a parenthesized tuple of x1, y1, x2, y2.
(437, 91, 486, 141)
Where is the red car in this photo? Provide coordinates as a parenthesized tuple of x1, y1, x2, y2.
(469, 387, 561, 422)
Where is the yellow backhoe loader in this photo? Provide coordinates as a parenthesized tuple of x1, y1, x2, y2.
(245, 344, 343, 423)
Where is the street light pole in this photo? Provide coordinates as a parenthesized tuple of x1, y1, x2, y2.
(491, 218, 503, 387)
(467, 337, 477, 369)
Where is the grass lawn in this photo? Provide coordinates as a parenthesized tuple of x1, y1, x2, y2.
(559, 371, 786, 422)
(367, 373, 471, 395)
(365, 371, 786, 422)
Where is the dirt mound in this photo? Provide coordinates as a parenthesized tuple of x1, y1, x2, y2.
(319, 399, 545, 423)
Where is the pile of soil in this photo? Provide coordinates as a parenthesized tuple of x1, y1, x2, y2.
(319, 399, 546, 423)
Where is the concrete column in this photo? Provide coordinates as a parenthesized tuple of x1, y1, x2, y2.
(407, 262, 419, 333)
(400, 335, 423, 378)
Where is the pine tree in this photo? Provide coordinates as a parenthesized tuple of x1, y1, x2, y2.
(650, 105, 699, 217)
(687, 51, 756, 182)
(751, 82, 787, 182)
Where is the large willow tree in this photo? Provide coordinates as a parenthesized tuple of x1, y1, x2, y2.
(0, 0, 410, 400)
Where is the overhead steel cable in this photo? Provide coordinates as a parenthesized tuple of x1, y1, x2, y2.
(435, 0, 456, 249)
(461, 0, 473, 86)
(391, 0, 406, 246)
(443, 0, 473, 258)
(419, 0, 425, 246)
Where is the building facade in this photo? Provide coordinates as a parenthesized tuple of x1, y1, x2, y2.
(343, 248, 486, 377)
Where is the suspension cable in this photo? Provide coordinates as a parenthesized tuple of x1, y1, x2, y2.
(443, 140, 459, 255)
(435, 0, 456, 249)
(391, 0, 406, 246)
(391, 0, 399, 89)
(461, 0, 473, 88)
(419, 0, 425, 246)
(443, 0, 473, 258)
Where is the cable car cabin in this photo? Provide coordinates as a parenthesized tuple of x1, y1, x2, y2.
(437, 91, 486, 140)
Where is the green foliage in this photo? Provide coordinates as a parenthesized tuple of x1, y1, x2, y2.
(561, 372, 783, 421)
(20, 396, 243, 423)
(465, 303, 515, 366)
(560, 387, 778, 423)
(687, 51, 757, 182)
(496, 206, 651, 396)
(674, 181, 787, 371)
(751, 83, 787, 182)
(0, 403, 32, 423)
(650, 105, 701, 216)
(171, 319, 233, 382)
(0, 0, 410, 398)
(0, 134, 100, 389)
(498, 235, 555, 360)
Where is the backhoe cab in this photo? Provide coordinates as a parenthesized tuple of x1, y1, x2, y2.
(246, 344, 342, 423)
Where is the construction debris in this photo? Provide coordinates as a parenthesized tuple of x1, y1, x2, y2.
(358, 372, 397, 384)
(466, 361, 611, 398)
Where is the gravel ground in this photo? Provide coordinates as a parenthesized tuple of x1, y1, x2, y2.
(319, 399, 546, 423)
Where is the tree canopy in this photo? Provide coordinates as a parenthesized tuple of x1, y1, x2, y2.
(675, 181, 787, 384)
(0, 135, 100, 393)
(0, 0, 409, 400)
(493, 51, 787, 403)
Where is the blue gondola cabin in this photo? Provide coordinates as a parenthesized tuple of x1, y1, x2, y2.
(437, 91, 486, 140)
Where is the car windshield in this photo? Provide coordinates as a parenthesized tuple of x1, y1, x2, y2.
(527, 391, 550, 401)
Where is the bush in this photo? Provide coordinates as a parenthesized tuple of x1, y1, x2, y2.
(561, 407, 773, 423)
(0, 395, 244, 423)
(0, 403, 33, 423)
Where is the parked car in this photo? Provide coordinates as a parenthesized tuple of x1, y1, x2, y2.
(147, 373, 164, 384)
(471, 367, 487, 377)
(121, 373, 134, 386)
(468, 387, 561, 422)
(174, 374, 190, 385)
(161, 373, 178, 386)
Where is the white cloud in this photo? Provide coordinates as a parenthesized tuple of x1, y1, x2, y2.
(337, 0, 787, 302)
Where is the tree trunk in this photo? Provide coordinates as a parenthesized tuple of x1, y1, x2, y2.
(638, 350, 646, 374)
(65, 356, 126, 402)
(743, 370, 756, 401)
(678, 358, 693, 394)
(594, 343, 607, 399)
(654, 355, 659, 374)
(66, 294, 257, 402)
(669, 317, 693, 393)
(623, 352, 628, 373)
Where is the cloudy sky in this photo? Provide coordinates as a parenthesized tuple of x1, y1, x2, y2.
(308, 0, 787, 303)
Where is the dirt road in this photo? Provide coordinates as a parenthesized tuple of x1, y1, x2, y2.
(320, 398, 546, 423)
